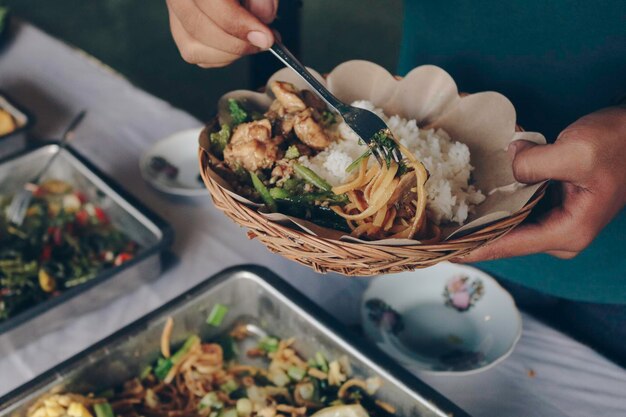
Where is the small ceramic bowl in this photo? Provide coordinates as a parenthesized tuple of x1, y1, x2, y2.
(361, 262, 521, 375)
(141, 127, 207, 197)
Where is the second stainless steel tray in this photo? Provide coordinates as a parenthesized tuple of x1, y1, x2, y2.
(0, 144, 173, 347)
(0, 265, 470, 417)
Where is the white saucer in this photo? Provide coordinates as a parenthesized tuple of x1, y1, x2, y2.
(140, 127, 207, 197)
(361, 262, 522, 375)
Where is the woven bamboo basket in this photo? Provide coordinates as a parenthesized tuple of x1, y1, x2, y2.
(198, 117, 547, 276)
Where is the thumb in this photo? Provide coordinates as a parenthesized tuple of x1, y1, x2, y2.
(243, 0, 279, 24)
(509, 140, 575, 184)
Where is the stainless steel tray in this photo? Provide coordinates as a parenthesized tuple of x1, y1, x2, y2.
(0, 265, 470, 417)
(0, 144, 173, 347)
(0, 90, 34, 160)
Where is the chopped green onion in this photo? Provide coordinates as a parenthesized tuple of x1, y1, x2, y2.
(228, 99, 249, 126)
(285, 145, 301, 160)
(269, 187, 290, 200)
(154, 357, 173, 381)
(139, 365, 153, 380)
(287, 365, 306, 381)
(315, 351, 329, 372)
(199, 392, 223, 410)
(250, 172, 277, 212)
(171, 334, 201, 364)
(94, 403, 114, 417)
(258, 336, 279, 353)
(220, 379, 239, 394)
(207, 303, 229, 327)
(346, 149, 372, 173)
(293, 163, 332, 192)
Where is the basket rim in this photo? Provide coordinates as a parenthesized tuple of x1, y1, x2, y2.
(198, 142, 548, 251)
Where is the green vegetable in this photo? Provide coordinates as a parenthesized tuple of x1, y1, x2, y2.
(371, 128, 401, 168)
(171, 335, 201, 364)
(315, 351, 329, 372)
(214, 334, 238, 361)
(154, 357, 173, 380)
(154, 335, 200, 381)
(220, 379, 239, 394)
(278, 192, 348, 205)
(282, 178, 305, 193)
(210, 124, 231, 154)
(207, 303, 229, 326)
(346, 149, 372, 173)
(94, 403, 114, 417)
(258, 336, 280, 353)
(276, 201, 351, 233)
(285, 145, 301, 160)
(269, 187, 290, 200)
(287, 365, 306, 381)
(199, 392, 223, 410)
(250, 172, 277, 212)
(293, 163, 332, 192)
(139, 365, 153, 380)
(228, 99, 249, 126)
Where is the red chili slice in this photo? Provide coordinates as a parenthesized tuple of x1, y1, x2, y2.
(114, 252, 133, 266)
(94, 206, 109, 224)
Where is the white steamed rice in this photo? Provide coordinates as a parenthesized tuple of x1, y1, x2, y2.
(299, 100, 485, 225)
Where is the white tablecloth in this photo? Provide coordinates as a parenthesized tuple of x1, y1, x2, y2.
(1, 22, 625, 416)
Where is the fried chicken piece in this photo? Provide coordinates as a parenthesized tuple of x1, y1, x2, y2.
(223, 119, 283, 171)
(270, 81, 306, 113)
(293, 108, 331, 150)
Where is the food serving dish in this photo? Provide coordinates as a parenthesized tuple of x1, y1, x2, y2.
(140, 127, 207, 197)
(199, 61, 547, 276)
(0, 144, 172, 347)
(362, 262, 521, 375)
(0, 90, 34, 159)
(0, 265, 471, 417)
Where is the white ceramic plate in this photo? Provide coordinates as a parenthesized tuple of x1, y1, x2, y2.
(140, 127, 206, 197)
(361, 262, 521, 375)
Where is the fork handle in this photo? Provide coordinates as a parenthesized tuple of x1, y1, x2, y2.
(32, 110, 87, 184)
(269, 40, 348, 114)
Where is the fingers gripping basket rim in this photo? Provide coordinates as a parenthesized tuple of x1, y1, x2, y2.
(198, 124, 547, 276)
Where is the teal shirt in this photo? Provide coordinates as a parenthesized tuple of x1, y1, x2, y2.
(400, 0, 626, 303)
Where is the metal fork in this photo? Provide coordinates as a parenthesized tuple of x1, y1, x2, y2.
(7, 110, 87, 226)
(269, 40, 402, 166)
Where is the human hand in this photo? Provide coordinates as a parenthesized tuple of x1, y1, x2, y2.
(459, 106, 626, 262)
(166, 0, 278, 68)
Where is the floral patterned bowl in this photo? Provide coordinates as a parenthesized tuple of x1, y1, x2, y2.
(361, 262, 521, 374)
